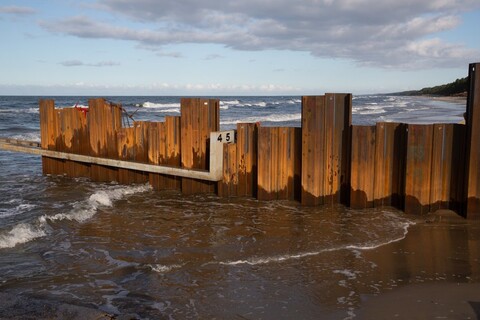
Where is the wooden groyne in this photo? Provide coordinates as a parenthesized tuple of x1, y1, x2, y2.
(1, 63, 479, 219)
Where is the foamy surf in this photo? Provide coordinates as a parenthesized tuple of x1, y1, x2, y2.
(0, 223, 46, 248)
(0, 184, 151, 249)
(148, 263, 184, 273)
(217, 216, 415, 266)
(10, 132, 41, 142)
(41, 184, 151, 223)
(221, 113, 301, 125)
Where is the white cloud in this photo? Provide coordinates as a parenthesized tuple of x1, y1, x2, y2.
(60, 60, 121, 67)
(39, 0, 480, 69)
(0, 82, 300, 95)
(0, 6, 36, 15)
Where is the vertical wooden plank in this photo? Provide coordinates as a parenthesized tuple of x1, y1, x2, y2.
(131, 121, 149, 183)
(288, 127, 302, 201)
(147, 122, 161, 189)
(301, 94, 351, 206)
(218, 143, 238, 197)
(324, 95, 335, 204)
(53, 108, 65, 175)
(336, 93, 353, 205)
(257, 126, 273, 200)
(430, 124, 454, 211)
(117, 127, 136, 184)
(58, 107, 90, 178)
(301, 96, 326, 205)
(450, 124, 467, 213)
(373, 122, 388, 206)
(373, 122, 407, 207)
(60, 108, 75, 177)
(39, 99, 58, 175)
(405, 124, 434, 215)
(180, 98, 219, 194)
(465, 62, 480, 219)
(88, 98, 121, 183)
(257, 126, 301, 201)
(270, 127, 286, 199)
(350, 125, 376, 209)
(236, 123, 258, 197)
(164, 116, 182, 190)
(71, 107, 90, 178)
(325, 93, 352, 204)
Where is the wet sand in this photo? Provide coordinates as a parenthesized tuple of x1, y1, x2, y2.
(358, 282, 480, 319)
(355, 209, 480, 319)
(1, 209, 479, 319)
(0, 292, 113, 320)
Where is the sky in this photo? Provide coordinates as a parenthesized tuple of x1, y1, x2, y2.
(0, 0, 479, 96)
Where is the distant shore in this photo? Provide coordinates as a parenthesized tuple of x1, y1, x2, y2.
(425, 94, 467, 103)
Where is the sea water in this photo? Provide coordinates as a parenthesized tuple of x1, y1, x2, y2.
(0, 95, 469, 318)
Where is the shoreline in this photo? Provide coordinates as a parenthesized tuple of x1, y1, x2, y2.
(357, 282, 480, 319)
(2, 210, 479, 319)
(404, 94, 468, 103)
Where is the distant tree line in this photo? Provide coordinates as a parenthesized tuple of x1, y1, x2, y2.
(392, 77, 468, 96)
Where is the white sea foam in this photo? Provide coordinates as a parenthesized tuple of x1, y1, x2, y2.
(10, 132, 41, 142)
(0, 108, 39, 114)
(234, 101, 268, 108)
(220, 100, 240, 106)
(42, 184, 151, 223)
(221, 113, 301, 125)
(217, 215, 415, 266)
(0, 184, 151, 249)
(0, 203, 37, 219)
(142, 102, 180, 109)
(149, 263, 184, 273)
(0, 223, 46, 248)
(333, 269, 358, 280)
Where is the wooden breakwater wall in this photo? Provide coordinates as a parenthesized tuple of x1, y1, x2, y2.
(38, 63, 480, 219)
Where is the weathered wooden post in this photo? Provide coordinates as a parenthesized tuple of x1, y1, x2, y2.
(405, 124, 434, 215)
(465, 62, 480, 219)
(373, 122, 407, 208)
(350, 125, 376, 208)
(237, 123, 258, 197)
(39, 99, 60, 175)
(301, 94, 351, 206)
(180, 98, 219, 194)
(257, 127, 301, 201)
(88, 98, 122, 182)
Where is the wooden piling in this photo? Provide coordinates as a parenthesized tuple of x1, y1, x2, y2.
(59, 107, 90, 178)
(180, 98, 219, 194)
(258, 127, 301, 201)
(301, 94, 351, 205)
(465, 62, 480, 219)
(350, 125, 376, 209)
(148, 117, 181, 190)
(236, 123, 258, 197)
(218, 143, 238, 197)
(88, 98, 122, 183)
(405, 124, 434, 215)
(301, 96, 326, 205)
(450, 124, 467, 213)
(373, 122, 407, 208)
(31, 77, 477, 219)
(39, 99, 60, 175)
(429, 124, 455, 211)
(117, 127, 137, 184)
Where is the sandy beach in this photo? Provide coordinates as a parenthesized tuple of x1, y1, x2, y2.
(355, 209, 480, 319)
(1, 208, 478, 319)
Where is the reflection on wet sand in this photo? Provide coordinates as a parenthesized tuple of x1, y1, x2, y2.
(1, 188, 479, 319)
